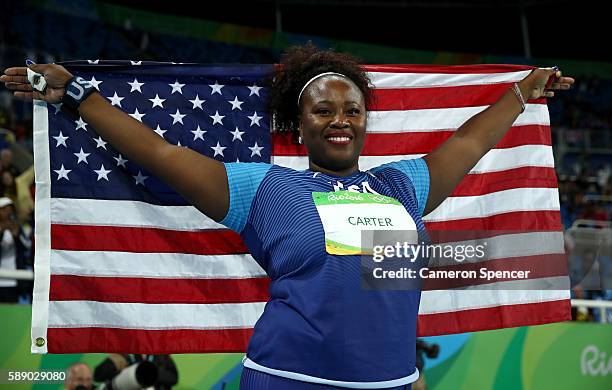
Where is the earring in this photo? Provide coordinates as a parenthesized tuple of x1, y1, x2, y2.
(298, 135, 303, 144)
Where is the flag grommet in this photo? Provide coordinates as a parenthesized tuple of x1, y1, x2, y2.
(34, 337, 46, 347)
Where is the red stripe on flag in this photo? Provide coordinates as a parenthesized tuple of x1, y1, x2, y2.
(426, 229, 562, 243)
(371, 85, 546, 110)
(49, 275, 270, 304)
(421, 254, 568, 290)
(452, 167, 558, 196)
(47, 327, 252, 353)
(272, 125, 551, 156)
(417, 299, 571, 337)
(51, 224, 247, 254)
(424, 211, 562, 231)
(364, 64, 534, 74)
(363, 125, 551, 155)
(46, 300, 571, 353)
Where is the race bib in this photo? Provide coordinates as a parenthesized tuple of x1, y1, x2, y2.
(312, 191, 417, 255)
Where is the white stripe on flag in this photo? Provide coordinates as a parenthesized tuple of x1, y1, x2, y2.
(366, 104, 549, 133)
(50, 250, 266, 278)
(424, 187, 560, 222)
(470, 145, 554, 173)
(368, 70, 532, 88)
(273, 145, 555, 173)
(419, 280, 570, 314)
(51, 198, 218, 230)
(426, 231, 564, 267)
(48, 301, 266, 329)
(52, 176, 558, 228)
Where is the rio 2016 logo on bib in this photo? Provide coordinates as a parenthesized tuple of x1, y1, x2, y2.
(312, 191, 417, 255)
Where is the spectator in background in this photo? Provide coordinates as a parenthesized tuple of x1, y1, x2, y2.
(0, 165, 35, 224)
(593, 201, 609, 221)
(0, 197, 33, 303)
(64, 362, 94, 390)
(0, 197, 18, 303)
(0, 148, 20, 177)
(14, 165, 34, 223)
(596, 164, 611, 188)
(1, 170, 16, 202)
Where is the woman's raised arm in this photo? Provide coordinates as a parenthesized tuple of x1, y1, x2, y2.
(422, 67, 574, 216)
(1, 63, 230, 221)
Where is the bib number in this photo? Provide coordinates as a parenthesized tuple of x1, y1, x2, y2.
(312, 191, 417, 255)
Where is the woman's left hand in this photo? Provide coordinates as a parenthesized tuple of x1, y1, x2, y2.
(521, 67, 575, 99)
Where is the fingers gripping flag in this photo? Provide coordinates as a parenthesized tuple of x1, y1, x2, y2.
(31, 61, 570, 354)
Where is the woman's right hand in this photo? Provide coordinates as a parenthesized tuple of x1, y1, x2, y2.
(1, 63, 74, 103)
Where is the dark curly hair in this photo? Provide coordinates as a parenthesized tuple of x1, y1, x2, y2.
(267, 42, 373, 133)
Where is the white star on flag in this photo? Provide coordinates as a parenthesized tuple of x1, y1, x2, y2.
(74, 148, 90, 164)
(191, 125, 207, 141)
(170, 109, 186, 125)
(189, 95, 205, 110)
(169, 80, 185, 94)
(94, 137, 108, 150)
(94, 164, 111, 181)
(53, 131, 69, 147)
(211, 142, 226, 157)
(210, 111, 225, 125)
(107, 92, 124, 107)
(209, 81, 224, 95)
(248, 83, 262, 96)
(230, 127, 245, 141)
(53, 164, 71, 181)
(154, 125, 167, 138)
(149, 94, 166, 108)
(75, 117, 88, 131)
(130, 61, 142, 65)
(248, 142, 264, 157)
(247, 111, 263, 127)
(87, 76, 103, 90)
(133, 171, 149, 186)
(228, 96, 244, 110)
(128, 78, 144, 93)
(129, 108, 145, 122)
(87, 59, 99, 64)
(114, 154, 128, 168)
(51, 103, 62, 114)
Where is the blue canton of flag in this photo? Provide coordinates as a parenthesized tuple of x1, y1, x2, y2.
(48, 61, 271, 205)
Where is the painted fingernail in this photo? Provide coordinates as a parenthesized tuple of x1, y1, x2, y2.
(26, 59, 36, 66)
(551, 66, 559, 71)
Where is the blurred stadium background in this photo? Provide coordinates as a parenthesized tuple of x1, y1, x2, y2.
(0, 0, 611, 389)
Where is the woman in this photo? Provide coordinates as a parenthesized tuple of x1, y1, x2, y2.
(2, 44, 573, 389)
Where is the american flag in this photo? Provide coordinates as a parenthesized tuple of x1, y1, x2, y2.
(31, 62, 570, 354)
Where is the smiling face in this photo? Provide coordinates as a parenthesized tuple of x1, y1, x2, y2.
(298, 76, 367, 176)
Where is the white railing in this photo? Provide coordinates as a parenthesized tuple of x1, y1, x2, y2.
(570, 219, 612, 230)
(582, 195, 612, 203)
(0, 269, 34, 281)
(572, 299, 612, 324)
